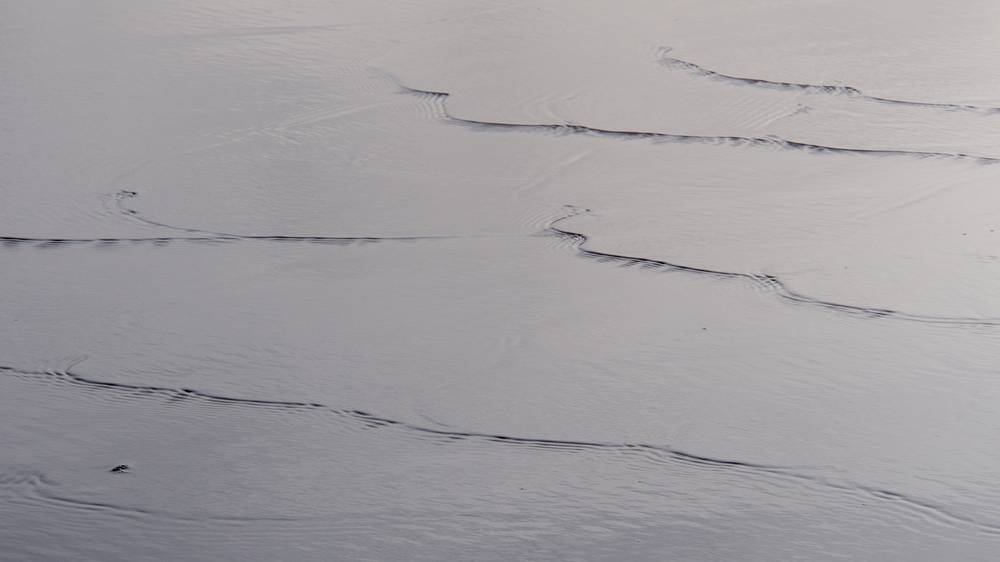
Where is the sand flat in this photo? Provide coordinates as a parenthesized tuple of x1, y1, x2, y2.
(3, 1, 1000, 560)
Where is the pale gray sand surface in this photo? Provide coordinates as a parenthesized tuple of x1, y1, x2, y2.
(3, 1, 1000, 560)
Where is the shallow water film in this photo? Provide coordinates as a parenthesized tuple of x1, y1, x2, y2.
(4, 1, 1000, 560)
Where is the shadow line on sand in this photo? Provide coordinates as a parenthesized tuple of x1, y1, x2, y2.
(656, 47, 1000, 114)
(547, 206, 1000, 326)
(2, 361, 999, 538)
(393, 79, 1000, 164)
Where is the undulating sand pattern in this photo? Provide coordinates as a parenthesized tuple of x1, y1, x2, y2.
(4, 1, 1000, 560)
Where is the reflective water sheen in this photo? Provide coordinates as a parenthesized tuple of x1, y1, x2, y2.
(3, 1, 1000, 560)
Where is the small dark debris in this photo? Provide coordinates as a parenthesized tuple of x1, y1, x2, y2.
(110, 464, 130, 473)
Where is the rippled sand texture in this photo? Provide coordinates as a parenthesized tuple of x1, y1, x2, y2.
(4, 1, 1000, 560)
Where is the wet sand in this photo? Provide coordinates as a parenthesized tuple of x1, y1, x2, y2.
(3, 1, 1000, 560)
